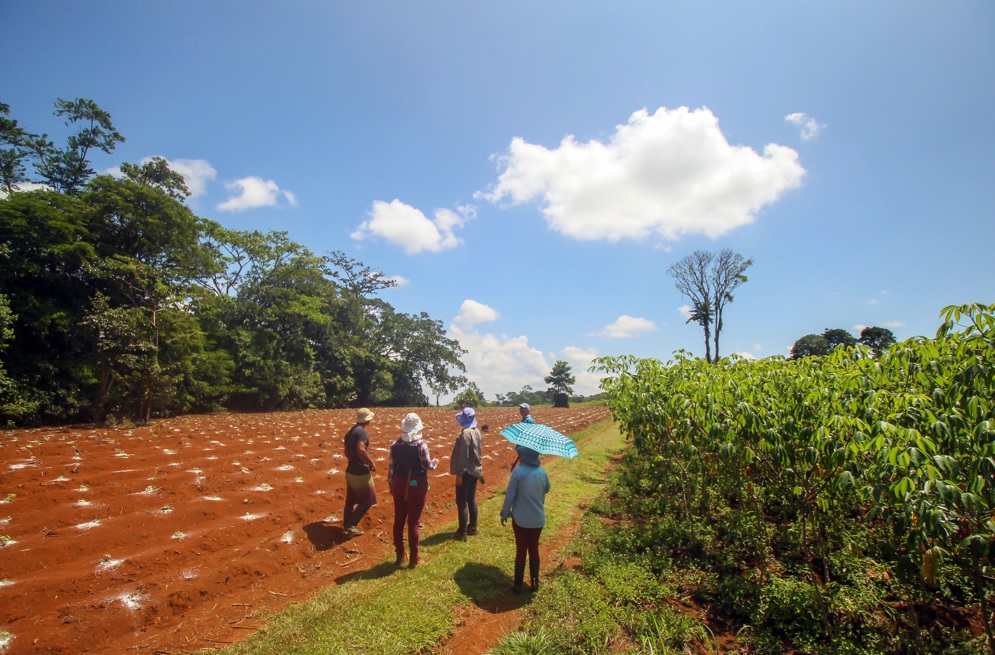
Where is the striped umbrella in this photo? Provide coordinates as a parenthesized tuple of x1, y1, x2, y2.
(499, 423, 580, 459)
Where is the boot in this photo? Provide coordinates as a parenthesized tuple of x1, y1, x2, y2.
(529, 559, 540, 593)
(512, 561, 526, 594)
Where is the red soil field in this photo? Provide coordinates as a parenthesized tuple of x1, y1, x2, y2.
(0, 405, 610, 655)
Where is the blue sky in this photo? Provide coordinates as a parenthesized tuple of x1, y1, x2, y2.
(4, 2, 994, 400)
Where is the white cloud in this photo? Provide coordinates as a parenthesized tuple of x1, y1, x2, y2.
(217, 176, 294, 212)
(883, 321, 905, 329)
(166, 158, 217, 198)
(753, 344, 763, 352)
(0, 181, 50, 198)
(785, 112, 825, 141)
(853, 324, 867, 333)
(677, 304, 693, 320)
(733, 352, 757, 360)
(447, 323, 606, 400)
(448, 323, 550, 396)
(455, 299, 500, 326)
(479, 106, 805, 242)
(596, 315, 656, 338)
(283, 190, 298, 207)
(351, 199, 473, 254)
(385, 275, 410, 288)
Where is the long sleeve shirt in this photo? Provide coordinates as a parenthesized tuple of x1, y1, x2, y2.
(450, 428, 483, 478)
(500, 464, 550, 529)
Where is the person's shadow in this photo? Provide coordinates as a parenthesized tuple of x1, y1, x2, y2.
(335, 560, 400, 584)
(453, 562, 531, 611)
(302, 521, 351, 551)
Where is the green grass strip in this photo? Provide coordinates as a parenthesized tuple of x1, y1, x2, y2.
(213, 420, 626, 655)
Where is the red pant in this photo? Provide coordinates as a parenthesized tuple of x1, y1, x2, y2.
(512, 519, 543, 565)
(391, 474, 428, 559)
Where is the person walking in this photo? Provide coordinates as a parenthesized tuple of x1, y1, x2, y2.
(343, 408, 377, 536)
(450, 406, 484, 541)
(500, 445, 550, 594)
(388, 413, 439, 568)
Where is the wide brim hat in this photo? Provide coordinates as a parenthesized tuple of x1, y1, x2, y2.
(356, 408, 374, 423)
(401, 412, 423, 439)
(455, 407, 477, 429)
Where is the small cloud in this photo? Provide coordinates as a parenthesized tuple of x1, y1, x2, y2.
(753, 344, 763, 352)
(868, 299, 880, 305)
(853, 324, 867, 333)
(883, 321, 905, 328)
(385, 275, 410, 288)
(0, 181, 50, 198)
(785, 112, 824, 141)
(217, 176, 294, 212)
(454, 300, 500, 326)
(733, 352, 757, 360)
(677, 304, 693, 320)
(351, 200, 473, 254)
(283, 190, 298, 207)
(596, 315, 656, 338)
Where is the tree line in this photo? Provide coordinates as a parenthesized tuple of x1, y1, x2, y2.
(0, 98, 467, 427)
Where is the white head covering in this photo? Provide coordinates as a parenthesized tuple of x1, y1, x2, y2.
(400, 413, 423, 442)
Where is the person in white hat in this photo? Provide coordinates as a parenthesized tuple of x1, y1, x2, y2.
(388, 413, 439, 567)
(342, 408, 377, 536)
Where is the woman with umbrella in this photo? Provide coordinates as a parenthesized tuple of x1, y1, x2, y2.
(500, 444, 550, 594)
(388, 413, 439, 568)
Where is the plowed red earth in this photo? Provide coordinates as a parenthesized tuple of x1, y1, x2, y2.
(0, 406, 610, 655)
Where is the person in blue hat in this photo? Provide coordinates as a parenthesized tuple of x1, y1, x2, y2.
(450, 406, 484, 540)
(500, 444, 550, 594)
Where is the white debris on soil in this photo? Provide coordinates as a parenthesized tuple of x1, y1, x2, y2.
(250, 484, 273, 492)
(281, 531, 294, 544)
(202, 496, 224, 501)
(9, 462, 39, 470)
(75, 499, 92, 507)
(327, 468, 340, 475)
(75, 520, 101, 530)
(52, 475, 70, 482)
(0, 579, 13, 588)
(116, 591, 145, 610)
(113, 452, 131, 458)
(0, 630, 13, 650)
(97, 558, 125, 572)
(181, 568, 198, 580)
(276, 464, 294, 471)
(240, 512, 267, 521)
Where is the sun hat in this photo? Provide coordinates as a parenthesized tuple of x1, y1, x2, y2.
(455, 406, 477, 429)
(519, 403, 530, 411)
(515, 445, 541, 467)
(356, 408, 374, 423)
(400, 412, 423, 442)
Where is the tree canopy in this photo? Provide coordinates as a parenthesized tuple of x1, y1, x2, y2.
(0, 98, 467, 426)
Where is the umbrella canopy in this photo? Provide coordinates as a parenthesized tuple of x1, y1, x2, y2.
(499, 423, 580, 459)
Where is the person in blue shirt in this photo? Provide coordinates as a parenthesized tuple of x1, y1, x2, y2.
(500, 445, 550, 594)
(518, 403, 535, 424)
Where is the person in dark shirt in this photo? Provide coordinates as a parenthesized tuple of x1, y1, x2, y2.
(450, 406, 483, 540)
(388, 413, 438, 567)
(343, 408, 377, 536)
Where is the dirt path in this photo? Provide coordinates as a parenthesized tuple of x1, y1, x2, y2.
(0, 406, 610, 655)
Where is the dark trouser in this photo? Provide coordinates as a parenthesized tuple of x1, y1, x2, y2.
(344, 472, 377, 528)
(391, 474, 428, 560)
(512, 519, 542, 565)
(455, 473, 479, 534)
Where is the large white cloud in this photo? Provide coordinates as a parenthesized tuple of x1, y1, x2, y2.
(479, 106, 805, 242)
(352, 200, 473, 254)
(455, 299, 500, 326)
(217, 176, 295, 212)
(595, 315, 656, 338)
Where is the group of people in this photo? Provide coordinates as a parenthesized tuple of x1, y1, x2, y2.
(340, 403, 549, 594)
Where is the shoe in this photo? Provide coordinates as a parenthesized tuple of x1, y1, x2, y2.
(466, 527, 478, 536)
(408, 557, 425, 569)
(344, 526, 363, 536)
(453, 531, 467, 541)
(394, 553, 407, 566)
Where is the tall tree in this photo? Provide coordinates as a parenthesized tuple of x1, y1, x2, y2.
(823, 328, 857, 351)
(859, 326, 896, 357)
(0, 101, 40, 195)
(34, 98, 125, 195)
(668, 249, 753, 363)
(790, 334, 831, 360)
(545, 360, 576, 396)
